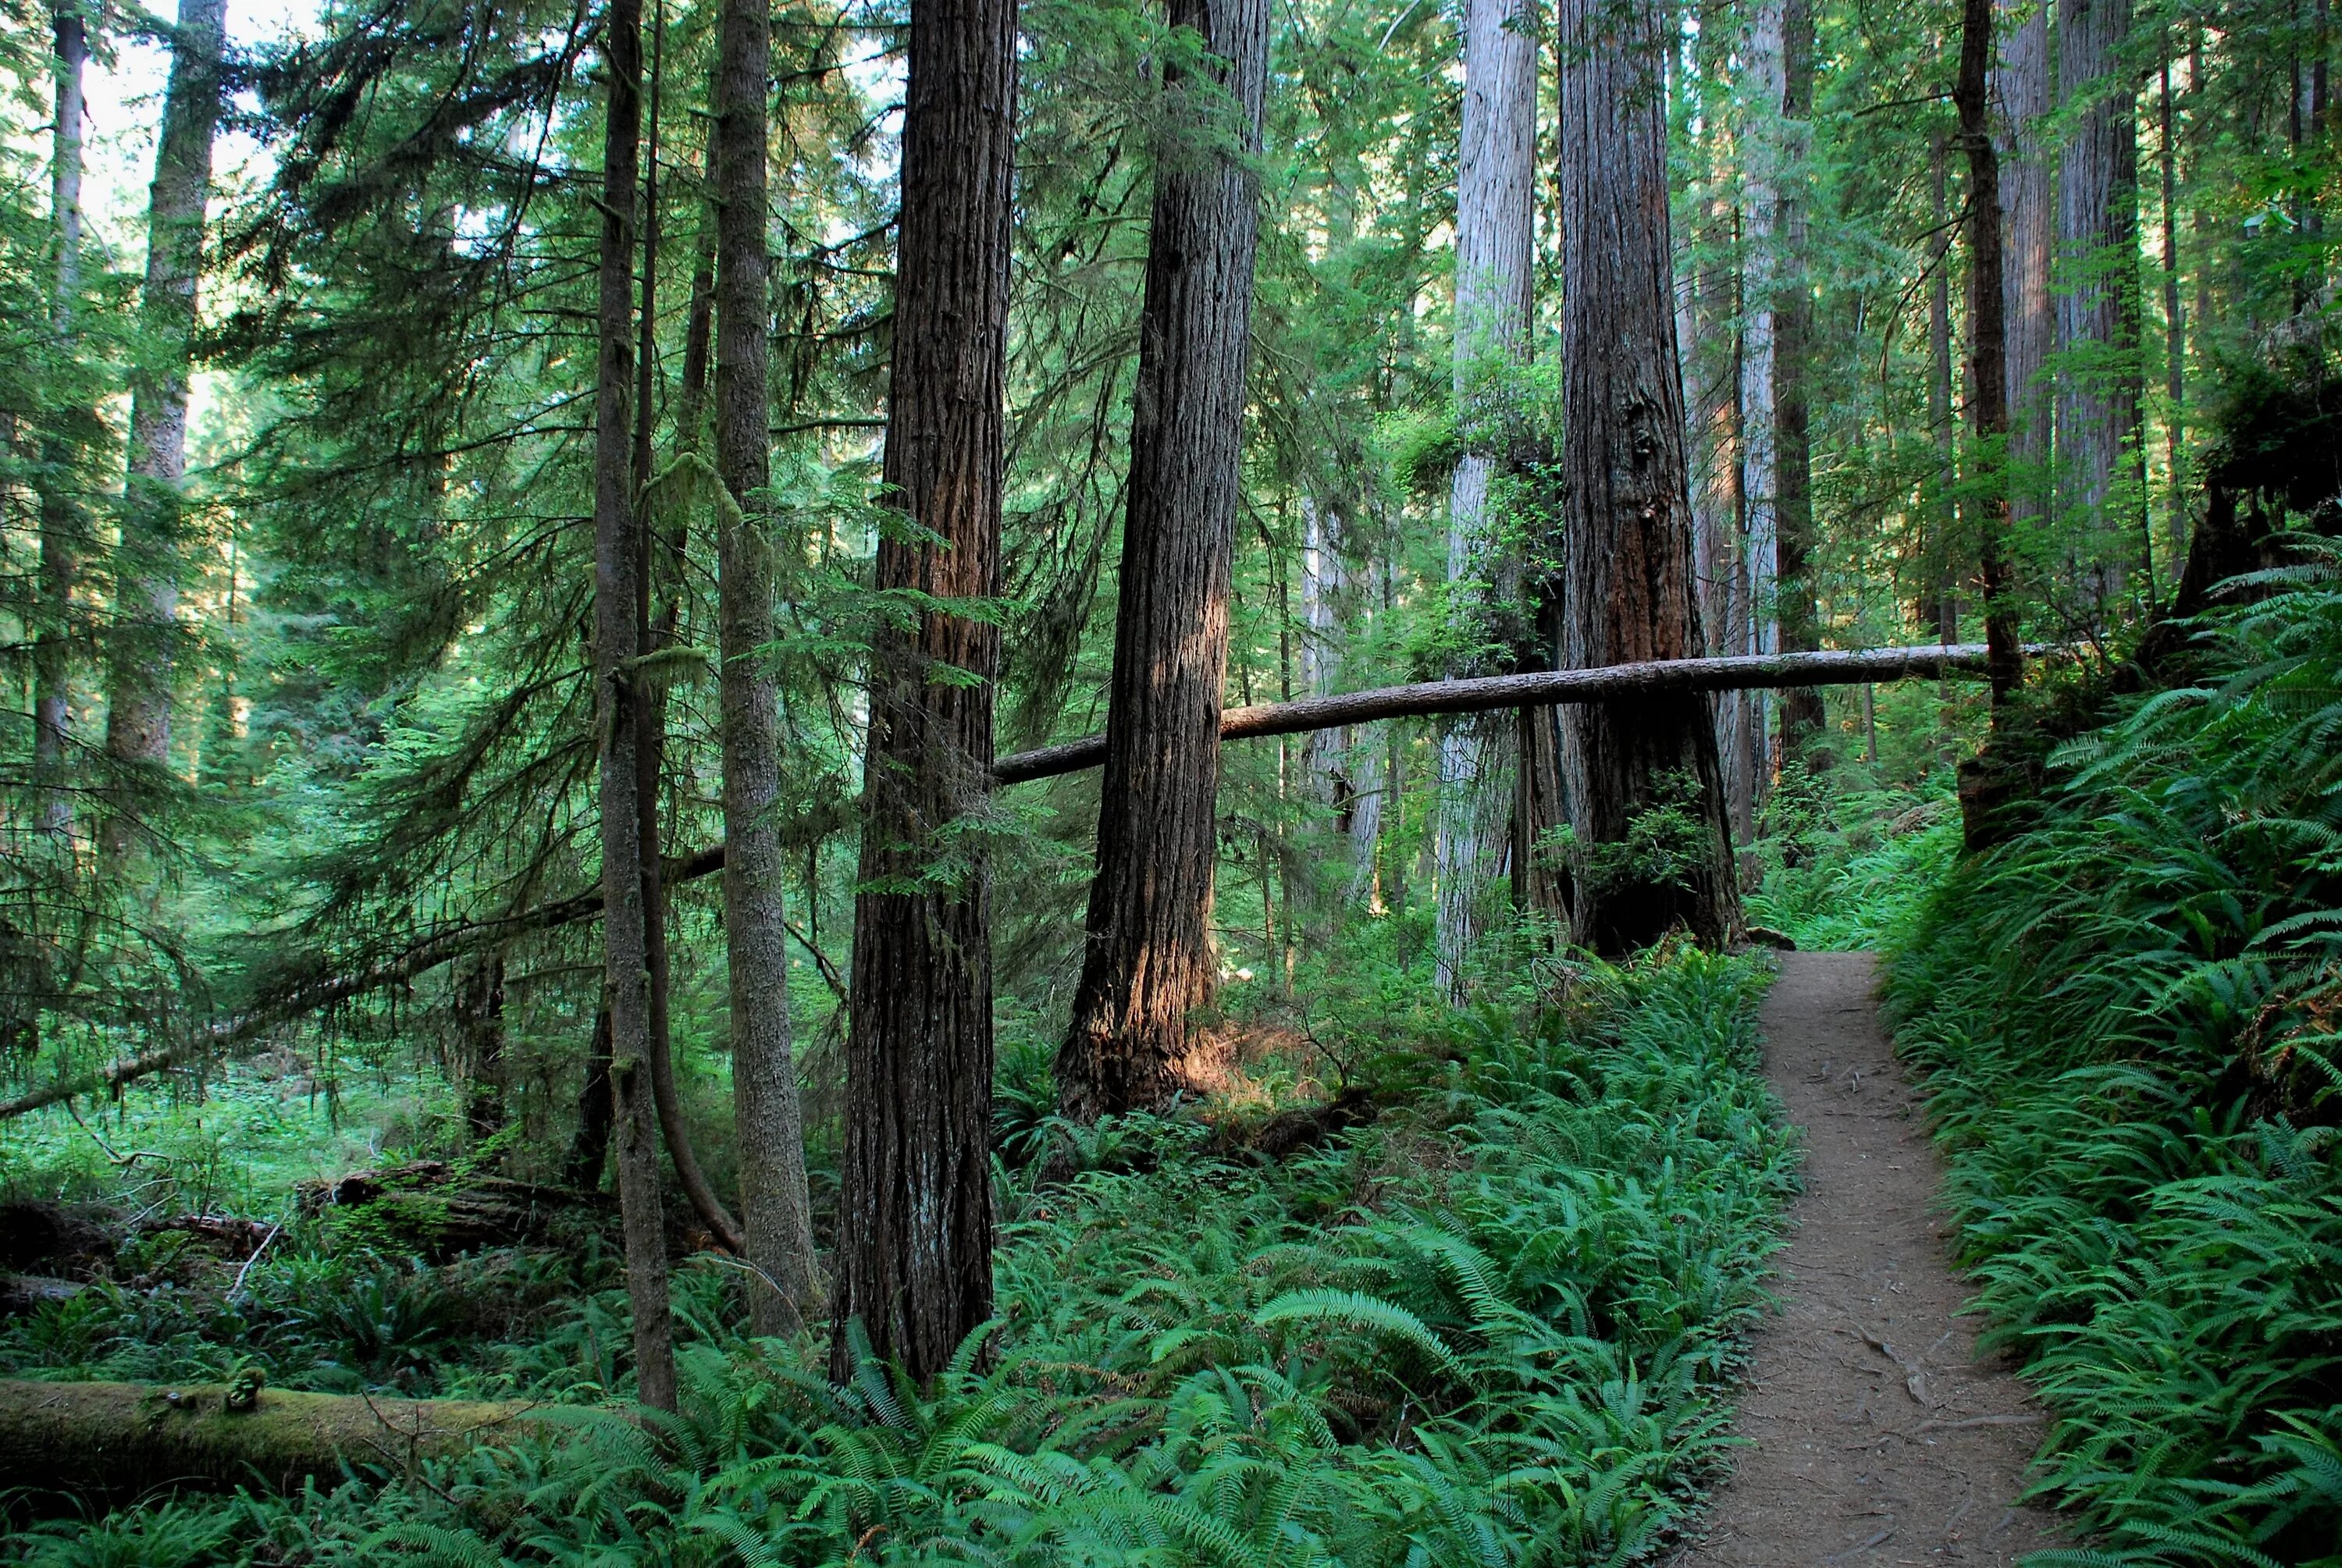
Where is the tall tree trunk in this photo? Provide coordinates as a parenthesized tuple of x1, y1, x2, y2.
(1057, 0, 1269, 1118)
(2159, 49, 2186, 564)
(1553, 0, 1736, 953)
(1685, 194, 1750, 841)
(454, 954, 507, 1143)
(1995, 0, 2053, 539)
(590, 0, 678, 1413)
(714, 0, 820, 1336)
(1956, 0, 2024, 705)
(836, 0, 1017, 1384)
(1436, 0, 1536, 999)
(34, 4, 87, 842)
(103, 0, 226, 856)
(1929, 135, 1959, 635)
(2055, 0, 2147, 609)
(1774, 0, 1825, 763)
(1737, 0, 1784, 803)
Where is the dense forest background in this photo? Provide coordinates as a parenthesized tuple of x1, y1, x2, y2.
(1, 0, 2339, 1559)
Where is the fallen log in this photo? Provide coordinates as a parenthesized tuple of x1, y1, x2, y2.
(297, 1160, 613, 1259)
(2, 645, 2003, 1118)
(0, 1378, 576, 1496)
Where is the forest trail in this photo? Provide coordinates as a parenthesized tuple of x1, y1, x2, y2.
(1668, 951, 2065, 1567)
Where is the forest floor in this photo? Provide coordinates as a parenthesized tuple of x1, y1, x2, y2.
(1668, 951, 2066, 1567)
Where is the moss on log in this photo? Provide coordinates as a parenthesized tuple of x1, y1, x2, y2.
(0, 1378, 565, 1496)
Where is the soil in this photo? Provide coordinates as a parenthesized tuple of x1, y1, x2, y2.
(1668, 951, 2066, 1566)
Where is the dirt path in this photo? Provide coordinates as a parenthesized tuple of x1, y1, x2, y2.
(1668, 951, 2064, 1567)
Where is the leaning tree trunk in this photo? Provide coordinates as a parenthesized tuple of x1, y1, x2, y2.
(34, 4, 87, 843)
(836, 0, 1017, 1385)
(590, 0, 677, 1413)
(1774, 0, 1826, 762)
(1552, 0, 1737, 953)
(2056, 0, 2146, 610)
(102, 0, 226, 861)
(1056, 0, 1269, 1120)
(1435, 0, 1537, 999)
(1995, 0, 2053, 539)
(713, 0, 820, 1336)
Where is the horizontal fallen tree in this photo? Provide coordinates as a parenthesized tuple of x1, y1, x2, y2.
(0, 1378, 578, 1496)
(3, 643, 1999, 1119)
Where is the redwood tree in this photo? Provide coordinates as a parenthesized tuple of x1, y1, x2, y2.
(835, 0, 1018, 1382)
(1552, 0, 1735, 952)
(1056, 0, 1271, 1121)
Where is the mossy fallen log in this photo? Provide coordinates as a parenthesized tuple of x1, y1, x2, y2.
(0, 1378, 571, 1496)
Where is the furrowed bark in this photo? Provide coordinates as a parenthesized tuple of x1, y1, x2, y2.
(591, 0, 678, 1413)
(1057, 0, 1270, 1121)
(103, 0, 227, 860)
(2056, 0, 2147, 607)
(1554, 0, 1737, 952)
(714, 0, 820, 1335)
(1735, 0, 1785, 812)
(34, 4, 87, 842)
(1436, 0, 1537, 999)
(1995, 0, 2052, 537)
(836, 0, 1017, 1384)
(1774, 0, 1825, 760)
(1956, 0, 2025, 703)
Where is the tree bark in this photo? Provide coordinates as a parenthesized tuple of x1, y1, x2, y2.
(1057, 0, 1269, 1118)
(714, 0, 821, 1337)
(1436, 0, 1537, 999)
(1995, 0, 2053, 537)
(1553, 0, 1737, 953)
(103, 0, 227, 856)
(591, 0, 678, 1413)
(1735, 0, 1785, 803)
(836, 0, 1017, 1385)
(34, 4, 87, 842)
(2159, 49, 2186, 563)
(1774, 0, 1825, 760)
(0, 1380, 569, 1497)
(2056, 0, 2147, 608)
(1956, 0, 2026, 704)
(1929, 133, 1959, 634)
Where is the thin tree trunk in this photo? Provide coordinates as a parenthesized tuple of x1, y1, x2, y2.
(1928, 134, 1958, 635)
(1436, 0, 1536, 999)
(1956, 0, 2024, 704)
(836, 0, 1017, 1384)
(34, 3, 87, 842)
(633, 14, 750, 1266)
(454, 954, 507, 1143)
(714, 0, 820, 1335)
(1057, 0, 1269, 1118)
(1995, 0, 2052, 537)
(590, 0, 678, 1413)
(2159, 49, 2186, 564)
(1774, 0, 1824, 765)
(2055, 0, 2146, 609)
(1738, 0, 1784, 804)
(102, 0, 226, 859)
(566, 998, 616, 1191)
(1554, 0, 1736, 953)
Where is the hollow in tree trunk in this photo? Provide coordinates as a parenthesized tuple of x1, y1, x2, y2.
(835, 0, 1017, 1385)
(1056, 0, 1269, 1120)
(1552, 0, 1737, 953)
(103, 0, 226, 864)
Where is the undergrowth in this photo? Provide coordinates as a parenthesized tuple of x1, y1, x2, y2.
(1883, 545, 2342, 1568)
(2, 951, 1796, 1567)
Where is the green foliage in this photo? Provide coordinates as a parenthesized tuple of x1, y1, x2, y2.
(1882, 548, 2342, 1566)
(3, 952, 1795, 1567)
